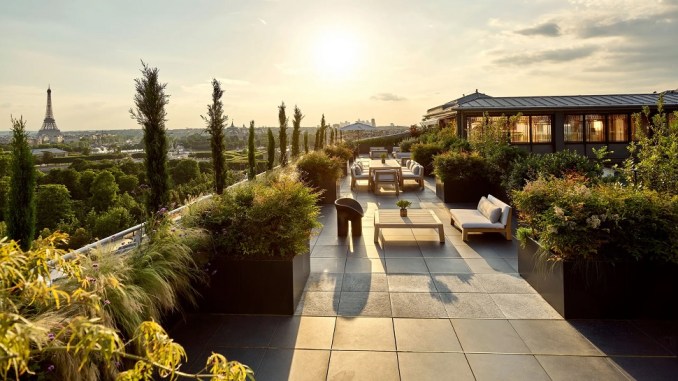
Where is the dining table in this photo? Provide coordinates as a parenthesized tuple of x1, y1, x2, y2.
(367, 159, 403, 191)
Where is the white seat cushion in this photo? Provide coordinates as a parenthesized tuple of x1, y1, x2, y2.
(450, 209, 504, 229)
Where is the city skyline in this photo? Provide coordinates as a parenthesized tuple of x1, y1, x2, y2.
(1, 0, 677, 131)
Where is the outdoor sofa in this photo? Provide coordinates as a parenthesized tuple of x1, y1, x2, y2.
(450, 195, 512, 241)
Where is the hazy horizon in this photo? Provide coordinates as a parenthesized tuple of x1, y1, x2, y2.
(2, 0, 677, 131)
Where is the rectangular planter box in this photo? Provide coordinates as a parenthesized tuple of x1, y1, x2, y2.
(518, 238, 678, 319)
(317, 178, 340, 205)
(436, 178, 490, 203)
(200, 252, 310, 315)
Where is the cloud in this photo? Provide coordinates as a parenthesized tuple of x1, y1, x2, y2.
(371, 93, 406, 101)
(493, 46, 596, 66)
(515, 22, 561, 37)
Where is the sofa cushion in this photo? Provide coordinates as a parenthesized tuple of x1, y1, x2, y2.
(406, 159, 413, 169)
(477, 197, 502, 223)
(450, 209, 504, 229)
(412, 165, 422, 176)
(353, 165, 362, 176)
(487, 194, 511, 226)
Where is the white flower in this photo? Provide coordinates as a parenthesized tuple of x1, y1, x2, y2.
(586, 215, 601, 229)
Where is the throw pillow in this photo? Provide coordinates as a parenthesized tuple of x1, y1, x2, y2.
(477, 197, 502, 223)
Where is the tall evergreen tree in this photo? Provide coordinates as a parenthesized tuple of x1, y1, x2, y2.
(278, 102, 288, 167)
(130, 62, 170, 214)
(319, 114, 327, 149)
(291, 105, 304, 158)
(314, 130, 320, 150)
(330, 128, 335, 145)
(267, 128, 275, 170)
(7, 116, 36, 250)
(248, 121, 256, 180)
(304, 131, 309, 153)
(201, 79, 227, 194)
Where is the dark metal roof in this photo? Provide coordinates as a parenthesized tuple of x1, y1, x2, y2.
(454, 92, 678, 110)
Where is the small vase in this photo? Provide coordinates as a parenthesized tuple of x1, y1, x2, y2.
(400, 209, 407, 217)
(382, 159, 386, 164)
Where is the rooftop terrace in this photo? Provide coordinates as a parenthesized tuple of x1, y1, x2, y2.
(171, 173, 678, 380)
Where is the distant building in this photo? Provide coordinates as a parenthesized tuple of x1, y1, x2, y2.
(423, 89, 678, 160)
(31, 148, 67, 158)
(36, 86, 64, 144)
(371, 118, 376, 127)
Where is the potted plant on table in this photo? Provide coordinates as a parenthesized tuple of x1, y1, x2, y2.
(380, 153, 387, 164)
(513, 175, 678, 319)
(396, 199, 412, 217)
(183, 168, 321, 314)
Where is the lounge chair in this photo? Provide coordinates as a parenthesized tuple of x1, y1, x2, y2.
(372, 169, 399, 196)
(350, 164, 370, 190)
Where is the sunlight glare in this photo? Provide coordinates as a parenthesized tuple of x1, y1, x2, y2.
(313, 30, 363, 81)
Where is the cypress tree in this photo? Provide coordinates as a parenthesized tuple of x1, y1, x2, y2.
(314, 130, 320, 150)
(330, 128, 335, 145)
(7, 116, 36, 250)
(201, 79, 227, 194)
(130, 62, 170, 215)
(267, 128, 275, 170)
(291, 105, 303, 158)
(248, 121, 256, 180)
(304, 131, 309, 153)
(319, 114, 327, 149)
(278, 102, 288, 167)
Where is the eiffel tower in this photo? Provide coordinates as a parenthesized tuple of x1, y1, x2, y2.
(36, 86, 63, 143)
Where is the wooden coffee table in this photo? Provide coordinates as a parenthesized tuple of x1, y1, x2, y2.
(374, 209, 445, 244)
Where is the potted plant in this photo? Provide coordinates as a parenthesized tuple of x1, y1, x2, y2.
(380, 153, 387, 164)
(296, 151, 343, 204)
(396, 199, 412, 217)
(183, 168, 321, 314)
(513, 175, 678, 319)
(324, 143, 354, 176)
(433, 151, 491, 203)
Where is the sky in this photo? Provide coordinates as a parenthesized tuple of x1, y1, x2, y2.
(1, 0, 677, 131)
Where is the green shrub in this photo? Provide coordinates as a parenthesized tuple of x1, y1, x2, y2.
(411, 142, 444, 175)
(295, 151, 343, 186)
(513, 175, 678, 263)
(185, 168, 320, 259)
(505, 150, 601, 194)
(399, 137, 418, 152)
(323, 143, 354, 162)
(433, 151, 489, 183)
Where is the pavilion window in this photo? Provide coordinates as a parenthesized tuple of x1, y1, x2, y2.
(530, 115, 552, 143)
(585, 114, 605, 142)
(564, 115, 584, 142)
(466, 116, 485, 139)
(608, 114, 628, 142)
(631, 113, 650, 141)
(510, 116, 530, 143)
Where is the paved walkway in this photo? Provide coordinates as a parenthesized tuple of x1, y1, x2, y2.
(172, 175, 678, 380)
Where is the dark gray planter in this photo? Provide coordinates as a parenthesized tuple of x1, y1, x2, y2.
(435, 177, 490, 203)
(200, 251, 310, 315)
(518, 237, 678, 319)
(316, 178, 340, 205)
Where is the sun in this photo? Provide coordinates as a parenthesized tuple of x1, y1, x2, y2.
(312, 30, 363, 80)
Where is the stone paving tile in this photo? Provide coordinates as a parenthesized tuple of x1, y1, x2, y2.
(425, 258, 472, 273)
(383, 244, 422, 258)
(390, 292, 448, 318)
(385, 257, 429, 273)
(387, 274, 436, 292)
(344, 257, 386, 273)
(610, 357, 678, 381)
(348, 244, 383, 258)
(452, 319, 530, 353)
(464, 257, 516, 274)
(311, 244, 349, 258)
(393, 318, 462, 351)
(332, 317, 396, 351)
(256, 349, 330, 381)
(294, 291, 340, 316)
(569, 320, 673, 356)
(327, 351, 400, 381)
(431, 274, 486, 293)
(490, 293, 561, 319)
(337, 292, 392, 317)
(269, 316, 336, 349)
(207, 315, 284, 348)
(630, 320, 678, 355)
(439, 292, 505, 319)
(510, 320, 602, 356)
(210, 348, 267, 376)
(536, 355, 628, 381)
(418, 242, 462, 258)
(310, 258, 346, 273)
(304, 273, 343, 292)
(466, 354, 551, 381)
(341, 273, 388, 292)
(475, 273, 536, 294)
(398, 352, 475, 381)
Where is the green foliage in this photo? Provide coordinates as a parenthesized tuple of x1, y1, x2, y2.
(7, 116, 36, 251)
(304, 131, 309, 154)
(433, 151, 489, 183)
(36, 184, 74, 231)
(248, 121, 256, 180)
(279, 102, 288, 167)
(399, 137, 418, 152)
(291, 106, 303, 158)
(396, 199, 411, 209)
(170, 159, 200, 186)
(0, 154, 11, 177)
(295, 151, 343, 187)
(513, 175, 678, 263)
(130, 61, 170, 215)
(117, 174, 139, 194)
(267, 128, 275, 170)
(623, 94, 678, 194)
(185, 168, 320, 258)
(90, 170, 119, 212)
(0, 176, 9, 221)
(505, 150, 601, 195)
(351, 132, 411, 154)
(323, 143, 353, 162)
(92, 206, 133, 239)
(202, 79, 228, 194)
(411, 142, 444, 175)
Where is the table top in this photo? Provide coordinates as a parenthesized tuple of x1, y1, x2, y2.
(375, 209, 442, 227)
(368, 159, 402, 170)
